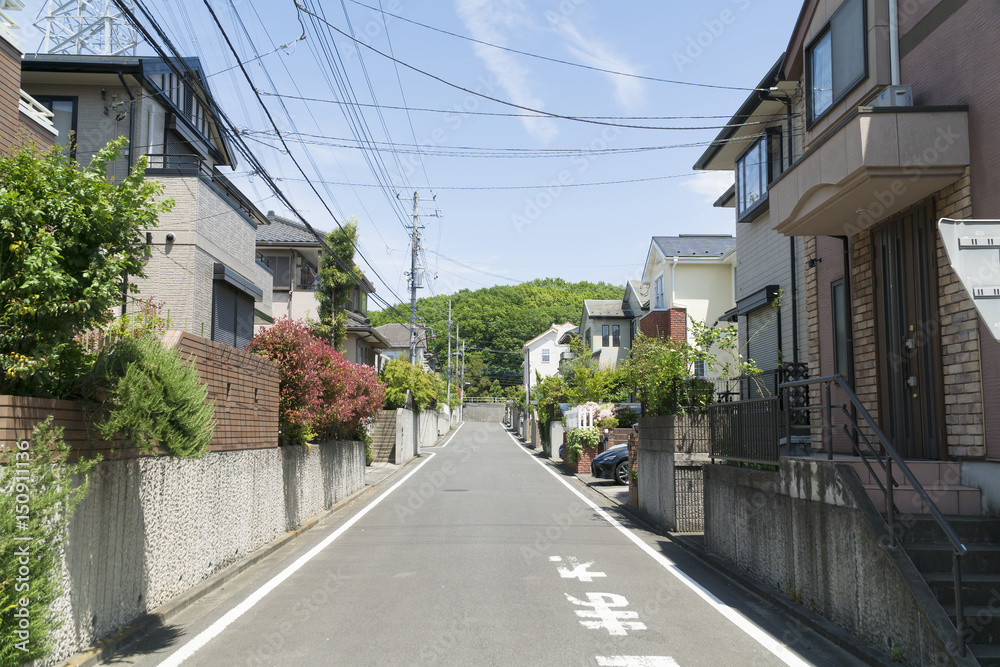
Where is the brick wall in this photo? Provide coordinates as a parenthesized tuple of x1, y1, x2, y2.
(842, 170, 985, 460)
(164, 330, 280, 451)
(640, 307, 687, 342)
(0, 332, 280, 458)
(933, 171, 986, 459)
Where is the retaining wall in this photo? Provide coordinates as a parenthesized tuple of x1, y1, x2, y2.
(464, 403, 505, 423)
(637, 415, 711, 532)
(43, 439, 364, 665)
(705, 461, 959, 665)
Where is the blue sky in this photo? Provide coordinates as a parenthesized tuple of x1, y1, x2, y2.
(14, 0, 804, 311)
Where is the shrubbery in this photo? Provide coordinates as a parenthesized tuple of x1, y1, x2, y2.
(0, 418, 96, 664)
(248, 318, 384, 445)
(381, 358, 438, 412)
(565, 426, 600, 466)
(0, 139, 171, 398)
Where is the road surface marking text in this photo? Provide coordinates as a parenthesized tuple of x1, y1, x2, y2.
(567, 592, 647, 636)
(556, 556, 607, 582)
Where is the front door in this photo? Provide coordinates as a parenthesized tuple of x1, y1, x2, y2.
(874, 207, 945, 459)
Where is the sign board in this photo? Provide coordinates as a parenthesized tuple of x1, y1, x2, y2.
(938, 218, 1000, 341)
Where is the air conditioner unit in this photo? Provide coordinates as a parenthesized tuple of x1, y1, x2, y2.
(871, 84, 913, 108)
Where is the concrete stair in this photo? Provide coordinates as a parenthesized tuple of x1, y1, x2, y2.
(369, 411, 397, 464)
(897, 514, 1000, 665)
(848, 460, 981, 516)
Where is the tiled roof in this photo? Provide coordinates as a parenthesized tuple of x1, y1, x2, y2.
(653, 235, 735, 258)
(585, 300, 631, 318)
(375, 323, 427, 348)
(628, 280, 650, 309)
(256, 213, 323, 245)
(346, 311, 370, 328)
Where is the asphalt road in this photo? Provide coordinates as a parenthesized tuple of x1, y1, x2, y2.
(113, 422, 866, 667)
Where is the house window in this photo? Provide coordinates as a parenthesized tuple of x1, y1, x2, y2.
(694, 358, 707, 378)
(35, 97, 77, 157)
(265, 255, 290, 288)
(629, 320, 636, 346)
(612, 325, 620, 347)
(602, 325, 610, 347)
(212, 281, 254, 349)
(832, 279, 850, 377)
(736, 129, 783, 222)
(654, 276, 665, 309)
(807, 0, 866, 124)
(585, 328, 592, 347)
(542, 348, 550, 363)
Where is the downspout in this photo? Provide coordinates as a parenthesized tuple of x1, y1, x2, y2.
(118, 72, 137, 316)
(889, 0, 900, 85)
(790, 238, 800, 365)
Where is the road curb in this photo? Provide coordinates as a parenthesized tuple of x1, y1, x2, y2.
(59, 450, 430, 667)
(552, 461, 893, 667)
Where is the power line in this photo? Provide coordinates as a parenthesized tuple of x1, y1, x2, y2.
(295, 5, 771, 132)
(274, 171, 702, 190)
(344, 0, 767, 93)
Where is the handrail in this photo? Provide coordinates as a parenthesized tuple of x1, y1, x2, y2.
(779, 374, 969, 657)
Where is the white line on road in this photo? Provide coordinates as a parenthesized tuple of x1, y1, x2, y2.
(505, 430, 811, 667)
(596, 657, 679, 667)
(156, 453, 438, 667)
(438, 422, 465, 448)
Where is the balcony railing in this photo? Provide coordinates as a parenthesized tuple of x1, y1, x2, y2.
(708, 397, 782, 466)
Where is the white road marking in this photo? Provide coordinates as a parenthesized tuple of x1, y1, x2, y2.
(156, 453, 439, 667)
(567, 593, 646, 636)
(438, 422, 465, 448)
(549, 556, 563, 562)
(558, 557, 607, 582)
(596, 657, 679, 667)
(506, 430, 810, 667)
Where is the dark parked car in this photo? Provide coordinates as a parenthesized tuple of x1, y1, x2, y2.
(591, 443, 629, 485)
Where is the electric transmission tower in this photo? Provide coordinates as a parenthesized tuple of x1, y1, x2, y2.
(34, 0, 140, 56)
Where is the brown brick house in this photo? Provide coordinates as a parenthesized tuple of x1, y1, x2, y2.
(0, 7, 56, 152)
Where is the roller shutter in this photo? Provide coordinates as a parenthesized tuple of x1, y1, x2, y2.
(212, 281, 237, 347)
(746, 307, 780, 398)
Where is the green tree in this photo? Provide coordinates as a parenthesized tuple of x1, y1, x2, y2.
(369, 278, 623, 387)
(315, 219, 359, 349)
(0, 139, 172, 397)
(381, 358, 437, 411)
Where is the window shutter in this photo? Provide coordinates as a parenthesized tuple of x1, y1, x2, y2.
(235, 291, 254, 350)
(746, 307, 780, 398)
(212, 282, 237, 347)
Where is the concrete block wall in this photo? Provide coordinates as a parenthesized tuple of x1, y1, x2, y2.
(44, 439, 365, 666)
(704, 463, 956, 664)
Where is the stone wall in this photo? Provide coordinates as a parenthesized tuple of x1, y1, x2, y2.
(44, 439, 364, 665)
(705, 461, 959, 664)
(464, 403, 505, 423)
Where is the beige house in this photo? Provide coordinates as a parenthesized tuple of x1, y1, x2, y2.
(637, 235, 737, 376)
(579, 301, 632, 369)
(21, 53, 273, 348)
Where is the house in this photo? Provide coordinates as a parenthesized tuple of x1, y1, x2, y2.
(579, 300, 632, 368)
(0, 5, 57, 153)
(255, 211, 388, 367)
(521, 322, 575, 394)
(637, 235, 737, 376)
(694, 56, 809, 396)
(695, 0, 1000, 661)
(20, 52, 273, 348)
(376, 322, 431, 370)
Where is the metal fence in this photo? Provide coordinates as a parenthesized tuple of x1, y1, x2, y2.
(707, 396, 782, 465)
(674, 466, 704, 532)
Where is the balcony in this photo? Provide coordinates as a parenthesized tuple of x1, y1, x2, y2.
(770, 106, 969, 237)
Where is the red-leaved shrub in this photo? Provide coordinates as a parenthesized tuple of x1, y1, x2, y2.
(248, 318, 384, 444)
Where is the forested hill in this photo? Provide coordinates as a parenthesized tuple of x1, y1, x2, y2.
(368, 278, 623, 391)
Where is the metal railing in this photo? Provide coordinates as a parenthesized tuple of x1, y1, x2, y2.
(778, 374, 969, 657)
(708, 396, 782, 465)
(464, 396, 507, 404)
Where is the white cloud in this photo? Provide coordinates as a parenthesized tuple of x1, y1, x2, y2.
(682, 171, 735, 204)
(547, 14, 644, 109)
(454, 0, 559, 143)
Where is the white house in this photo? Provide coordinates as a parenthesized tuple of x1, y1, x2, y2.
(522, 322, 575, 394)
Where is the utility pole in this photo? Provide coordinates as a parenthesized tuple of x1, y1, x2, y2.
(461, 340, 466, 400)
(399, 191, 442, 366)
(446, 300, 452, 403)
(408, 191, 420, 364)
